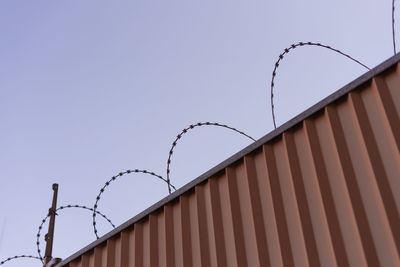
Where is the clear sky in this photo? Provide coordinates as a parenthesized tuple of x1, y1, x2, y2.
(0, 0, 394, 265)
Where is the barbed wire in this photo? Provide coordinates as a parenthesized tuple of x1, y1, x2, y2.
(393, 0, 396, 54)
(269, 41, 371, 129)
(36, 204, 115, 262)
(166, 122, 256, 193)
(92, 169, 175, 239)
(3, 2, 397, 263)
(0, 255, 41, 266)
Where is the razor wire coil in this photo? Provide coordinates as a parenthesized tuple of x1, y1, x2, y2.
(0, 255, 41, 266)
(270, 41, 370, 129)
(36, 204, 115, 262)
(166, 122, 256, 193)
(92, 169, 175, 239)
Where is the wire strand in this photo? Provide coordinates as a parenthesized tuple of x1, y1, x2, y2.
(166, 122, 255, 193)
(270, 41, 370, 129)
(36, 204, 115, 262)
(0, 255, 41, 266)
(92, 169, 175, 239)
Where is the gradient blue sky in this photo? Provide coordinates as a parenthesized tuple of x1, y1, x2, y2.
(0, 0, 394, 265)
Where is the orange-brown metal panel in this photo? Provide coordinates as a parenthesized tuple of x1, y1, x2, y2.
(58, 57, 400, 267)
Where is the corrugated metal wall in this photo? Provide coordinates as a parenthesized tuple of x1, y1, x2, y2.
(60, 62, 400, 267)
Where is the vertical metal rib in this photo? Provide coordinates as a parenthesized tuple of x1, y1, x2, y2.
(243, 156, 270, 266)
(373, 77, 400, 151)
(134, 223, 143, 267)
(120, 231, 130, 267)
(283, 132, 321, 267)
(209, 178, 228, 267)
(164, 205, 175, 267)
(106, 239, 116, 267)
(225, 167, 247, 266)
(304, 119, 350, 267)
(81, 254, 90, 267)
(149, 214, 159, 267)
(263, 144, 295, 267)
(180, 195, 193, 266)
(325, 105, 380, 266)
(94, 247, 102, 266)
(195, 186, 211, 266)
